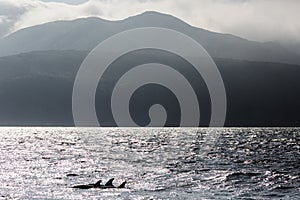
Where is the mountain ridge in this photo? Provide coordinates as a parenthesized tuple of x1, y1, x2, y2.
(0, 11, 299, 65)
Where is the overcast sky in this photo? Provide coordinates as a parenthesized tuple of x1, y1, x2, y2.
(0, 0, 299, 43)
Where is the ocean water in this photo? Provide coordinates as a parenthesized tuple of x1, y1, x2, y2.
(0, 128, 299, 199)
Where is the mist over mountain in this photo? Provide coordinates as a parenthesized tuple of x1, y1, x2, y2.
(280, 42, 300, 57)
(0, 12, 299, 126)
(0, 11, 299, 65)
(0, 51, 85, 126)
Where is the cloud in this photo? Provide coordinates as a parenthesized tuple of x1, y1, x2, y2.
(0, 0, 299, 43)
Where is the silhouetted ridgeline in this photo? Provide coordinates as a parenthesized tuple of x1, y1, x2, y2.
(0, 50, 299, 126)
(0, 11, 299, 65)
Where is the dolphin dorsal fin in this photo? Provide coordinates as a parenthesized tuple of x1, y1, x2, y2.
(94, 180, 102, 187)
(105, 178, 114, 186)
(117, 181, 127, 188)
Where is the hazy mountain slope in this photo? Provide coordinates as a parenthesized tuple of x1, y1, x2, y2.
(0, 11, 299, 65)
(0, 50, 299, 126)
(280, 42, 300, 56)
(0, 50, 86, 126)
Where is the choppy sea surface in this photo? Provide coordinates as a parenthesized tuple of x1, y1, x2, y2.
(0, 128, 299, 199)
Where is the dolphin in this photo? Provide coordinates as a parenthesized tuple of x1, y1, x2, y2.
(72, 178, 127, 189)
(72, 180, 102, 189)
(100, 178, 115, 189)
(117, 181, 127, 189)
(101, 179, 127, 189)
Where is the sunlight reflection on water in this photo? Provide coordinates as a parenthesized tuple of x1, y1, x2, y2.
(0, 127, 299, 199)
